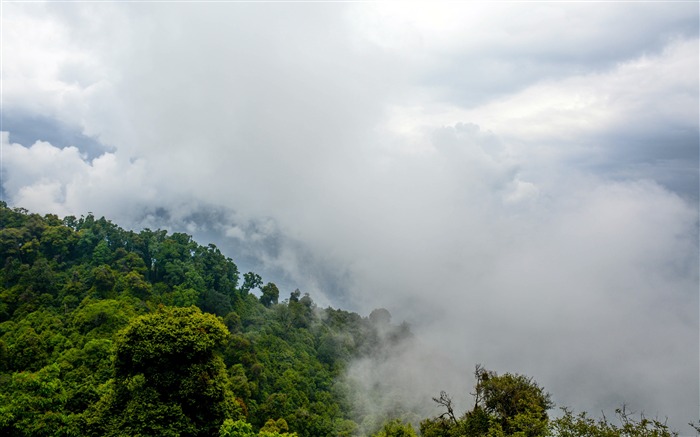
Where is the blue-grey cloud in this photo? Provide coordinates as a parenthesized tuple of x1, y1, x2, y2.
(2, 112, 112, 159)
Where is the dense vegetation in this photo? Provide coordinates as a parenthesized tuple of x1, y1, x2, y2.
(0, 202, 690, 436)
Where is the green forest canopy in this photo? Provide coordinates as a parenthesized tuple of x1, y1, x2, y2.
(0, 202, 693, 436)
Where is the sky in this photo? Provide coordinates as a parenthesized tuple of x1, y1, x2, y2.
(1, 1, 698, 433)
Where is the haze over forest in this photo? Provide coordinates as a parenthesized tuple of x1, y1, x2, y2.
(1, 2, 698, 434)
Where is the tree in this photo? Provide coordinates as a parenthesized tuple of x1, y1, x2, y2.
(551, 406, 678, 437)
(5, 325, 48, 371)
(372, 419, 417, 437)
(424, 365, 552, 437)
(259, 418, 298, 436)
(219, 419, 299, 437)
(474, 365, 552, 436)
(0, 363, 72, 435)
(690, 421, 700, 435)
(260, 282, 279, 307)
(219, 419, 256, 437)
(369, 308, 392, 325)
(94, 306, 241, 436)
(242, 272, 263, 293)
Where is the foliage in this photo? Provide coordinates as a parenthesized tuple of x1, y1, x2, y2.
(421, 365, 684, 437)
(92, 306, 241, 436)
(551, 406, 678, 437)
(220, 418, 299, 437)
(475, 365, 552, 436)
(220, 418, 257, 437)
(422, 365, 553, 437)
(372, 419, 418, 437)
(260, 282, 280, 308)
(0, 202, 402, 436)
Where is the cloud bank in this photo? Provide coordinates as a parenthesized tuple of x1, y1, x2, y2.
(2, 2, 698, 432)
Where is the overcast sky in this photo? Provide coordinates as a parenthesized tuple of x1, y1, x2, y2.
(1, 1, 698, 433)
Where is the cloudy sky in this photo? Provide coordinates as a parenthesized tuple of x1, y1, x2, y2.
(1, 1, 698, 432)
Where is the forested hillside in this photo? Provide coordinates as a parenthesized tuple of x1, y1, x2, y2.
(0, 203, 691, 436)
(0, 202, 415, 436)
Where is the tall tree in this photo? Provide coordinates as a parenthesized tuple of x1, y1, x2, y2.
(422, 365, 552, 437)
(93, 306, 241, 436)
(260, 283, 280, 307)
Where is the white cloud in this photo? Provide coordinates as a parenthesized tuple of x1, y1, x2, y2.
(224, 225, 246, 241)
(472, 37, 698, 140)
(504, 178, 539, 204)
(1, 133, 158, 222)
(383, 37, 698, 180)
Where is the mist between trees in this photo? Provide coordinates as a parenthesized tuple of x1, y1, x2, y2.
(0, 202, 696, 436)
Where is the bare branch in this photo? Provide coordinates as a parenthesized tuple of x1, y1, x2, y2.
(432, 391, 458, 425)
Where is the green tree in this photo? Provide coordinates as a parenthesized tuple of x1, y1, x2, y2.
(70, 298, 137, 338)
(5, 325, 48, 371)
(474, 365, 552, 436)
(423, 365, 552, 437)
(219, 418, 299, 437)
(259, 418, 298, 436)
(551, 406, 678, 437)
(242, 272, 263, 293)
(0, 363, 72, 435)
(94, 306, 241, 436)
(373, 419, 418, 437)
(260, 283, 280, 307)
(220, 419, 256, 437)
